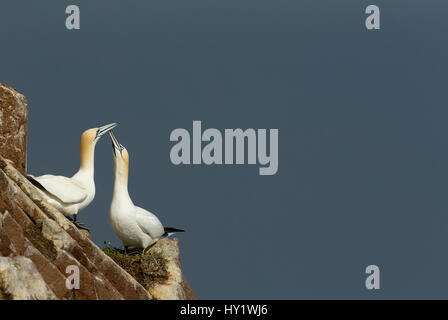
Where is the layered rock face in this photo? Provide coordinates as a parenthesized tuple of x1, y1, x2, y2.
(0, 157, 151, 299)
(149, 238, 195, 300)
(0, 256, 57, 300)
(0, 83, 27, 174)
(0, 83, 193, 300)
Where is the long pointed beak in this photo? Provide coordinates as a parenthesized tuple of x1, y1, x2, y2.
(97, 123, 118, 139)
(109, 131, 120, 155)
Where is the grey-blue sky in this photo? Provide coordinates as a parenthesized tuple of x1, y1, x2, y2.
(1, 1, 448, 298)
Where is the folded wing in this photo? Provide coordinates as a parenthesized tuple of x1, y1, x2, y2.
(135, 206, 164, 240)
(30, 174, 88, 204)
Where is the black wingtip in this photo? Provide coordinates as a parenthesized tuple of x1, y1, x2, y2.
(164, 227, 185, 233)
(163, 227, 185, 237)
(26, 175, 47, 191)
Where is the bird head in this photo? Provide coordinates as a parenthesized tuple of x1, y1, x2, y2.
(109, 131, 129, 177)
(81, 123, 118, 145)
(79, 123, 118, 169)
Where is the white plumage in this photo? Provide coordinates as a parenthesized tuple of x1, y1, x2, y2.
(34, 175, 87, 203)
(135, 206, 165, 241)
(108, 131, 182, 253)
(28, 123, 117, 220)
(33, 173, 91, 216)
(109, 197, 165, 250)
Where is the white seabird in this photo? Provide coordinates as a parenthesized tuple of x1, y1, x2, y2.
(27, 123, 117, 228)
(108, 131, 184, 254)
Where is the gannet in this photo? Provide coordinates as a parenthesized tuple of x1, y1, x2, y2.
(27, 123, 117, 228)
(108, 131, 184, 254)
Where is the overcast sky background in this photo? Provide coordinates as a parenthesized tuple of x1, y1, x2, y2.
(1, 1, 448, 299)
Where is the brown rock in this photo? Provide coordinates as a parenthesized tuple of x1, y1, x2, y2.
(0, 159, 152, 299)
(147, 238, 194, 300)
(0, 256, 57, 300)
(0, 211, 27, 255)
(0, 83, 27, 174)
(79, 229, 91, 240)
(182, 274, 195, 300)
(0, 224, 14, 256)
(22, 245, 69, 298)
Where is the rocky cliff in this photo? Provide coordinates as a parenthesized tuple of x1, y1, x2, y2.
(0, 83, 193, 300)
(0, 83, 27, 174)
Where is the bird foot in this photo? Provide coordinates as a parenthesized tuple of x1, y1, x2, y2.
(73, 221, 90, 231)
(65, 216, 89, 231)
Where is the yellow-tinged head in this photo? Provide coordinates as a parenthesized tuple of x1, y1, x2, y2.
(109, 131, 129, 181)
(79, 123, 118, 169)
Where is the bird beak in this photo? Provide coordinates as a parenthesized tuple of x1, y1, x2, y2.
(109, 131, 121, 156)
(96, 123, 118, 139)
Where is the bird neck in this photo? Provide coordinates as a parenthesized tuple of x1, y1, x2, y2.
(79, 139, 96, 173)
(113, 165, 129, 196)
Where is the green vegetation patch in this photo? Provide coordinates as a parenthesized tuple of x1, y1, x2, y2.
(102, 246, 169, 290)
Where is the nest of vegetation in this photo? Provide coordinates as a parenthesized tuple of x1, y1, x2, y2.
(102, 247, 169, 290)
